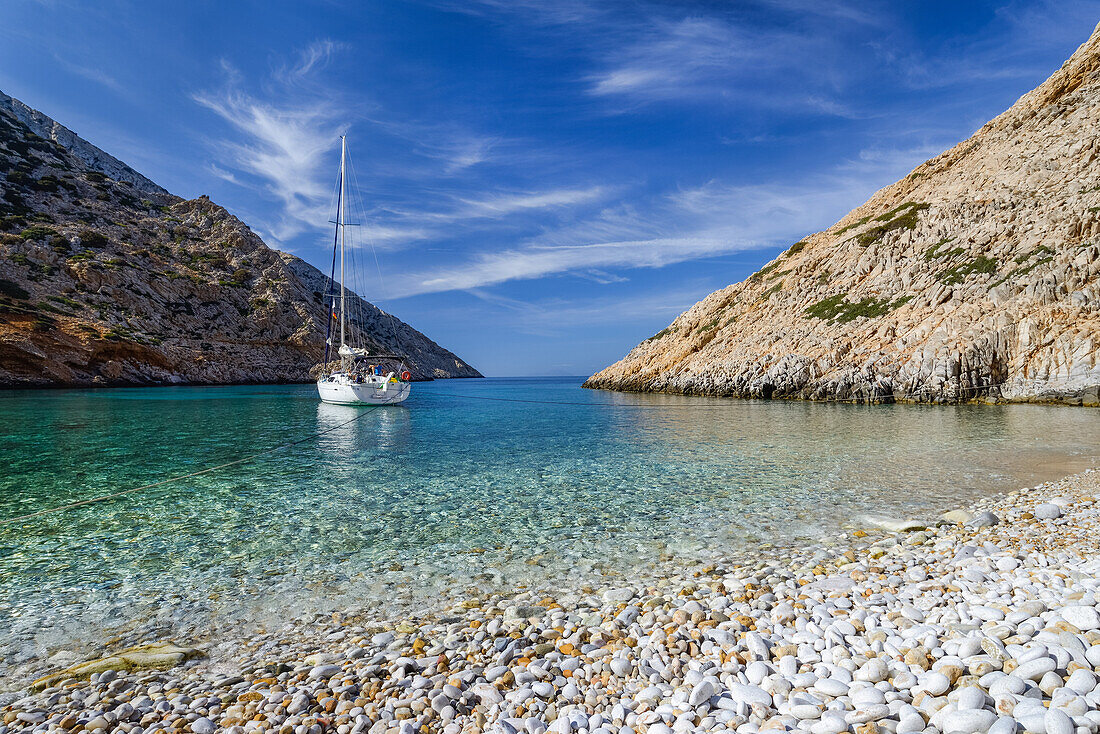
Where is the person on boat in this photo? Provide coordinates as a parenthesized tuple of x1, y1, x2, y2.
(374, 364, 383, 377)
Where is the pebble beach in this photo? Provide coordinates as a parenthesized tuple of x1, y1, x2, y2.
(5, 468, 1100, 734)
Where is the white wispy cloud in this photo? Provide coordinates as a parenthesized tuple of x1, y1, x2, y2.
(361, 224, 434, 246)
(581, 7, 882, 112)
(276, 40, 345, 82)
(54, 54, 124, 93)
(370, 123, 524, 177)
(195, 41, 584, 247)
(386, 142, 938, 299)
(462, 282, 710, 336)
(430, 0, 599, 27)
(208, 163, 245, 187)
(586, 16, 757, 100)
(368, 186, 612, 242)
(449, 186, 608, 218)
(439, 135, 496, 173)
(411, 235, 738, 295)
(874, 0, 1100, 91)
(193, 42, 346, 242)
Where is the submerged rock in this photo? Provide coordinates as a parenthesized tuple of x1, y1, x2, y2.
(941, 509, 973, 524)
(862, 516, 927, 532)
(30, 642, 203, 690)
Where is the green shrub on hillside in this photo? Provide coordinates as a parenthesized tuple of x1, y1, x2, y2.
(77, 229, 109, 248)
(48, 295, 83, 310)
(33, 175, 60, 193)
(750, 260, 783, 282)
(644, 326, 676, 342)
(0, 279, 30, 300)
(805, 294, 909, 323)
(834, 215, 871, 236)
(875, 201, 926, 221)
(1, 215, 27, 231)
(938, 256, 997, 284)
(32, 313, 56, 332)
(1013, 245, 1054, 263)
(19, 225, 56, 241)
(856, 203, 930, 247)
(36, 301, 69, 315)
(923, 238, 961, 260)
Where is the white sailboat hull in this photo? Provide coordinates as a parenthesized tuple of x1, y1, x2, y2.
(317, 376, 411, 405)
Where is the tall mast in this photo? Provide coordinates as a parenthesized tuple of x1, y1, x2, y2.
(339, 135, 347, 349)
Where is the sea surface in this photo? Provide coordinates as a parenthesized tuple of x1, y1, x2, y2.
(1, 377, 1098, 682)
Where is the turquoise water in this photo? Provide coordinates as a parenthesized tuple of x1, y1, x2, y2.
(1, 377, 1098, 682)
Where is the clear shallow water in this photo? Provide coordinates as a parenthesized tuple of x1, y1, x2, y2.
(1, 378, 1098, 680)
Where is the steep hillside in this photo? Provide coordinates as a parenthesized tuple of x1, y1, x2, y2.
(587, 23, 1100, 406)
(0, 91, 480, 386)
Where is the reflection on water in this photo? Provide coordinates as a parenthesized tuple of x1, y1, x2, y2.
(316, 401, 412, 456)
(0, 378, 1097, 681)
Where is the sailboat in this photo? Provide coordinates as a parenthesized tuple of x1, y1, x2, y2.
(316, 136, 412, 406)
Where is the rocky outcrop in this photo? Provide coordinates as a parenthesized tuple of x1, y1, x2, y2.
(586, 23, 1100, 406)
(0, 91, 481, 386)
(0, 91, 167, 196)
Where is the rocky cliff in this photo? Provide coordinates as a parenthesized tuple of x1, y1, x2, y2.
(586, 23, 1100, 406)
(0, 91, 481, 386)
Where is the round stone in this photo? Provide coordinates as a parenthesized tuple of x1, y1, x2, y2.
(1033, 503, 1062, 519)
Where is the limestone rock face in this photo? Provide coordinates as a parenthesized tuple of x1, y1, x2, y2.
(586, 23, 1100, 405)
(0, 91, 167, 196)
(0, 91, 481, 386)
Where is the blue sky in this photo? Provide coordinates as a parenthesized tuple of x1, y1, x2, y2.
(2, 1, 1098, 376)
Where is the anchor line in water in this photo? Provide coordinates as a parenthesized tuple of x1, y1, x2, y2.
(0, 398, 400, 527)
(1, 379, 1012, 526)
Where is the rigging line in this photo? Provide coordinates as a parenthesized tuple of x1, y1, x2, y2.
(323, 146, 344, 365)
(343, 148, 369, 351)
(347, 148, 403, 359)
(0, 398, 400, 528)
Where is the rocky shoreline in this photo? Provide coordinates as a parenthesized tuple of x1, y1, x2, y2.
(584, 22, 1100, 407)
(4, 468, 1100, 734)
